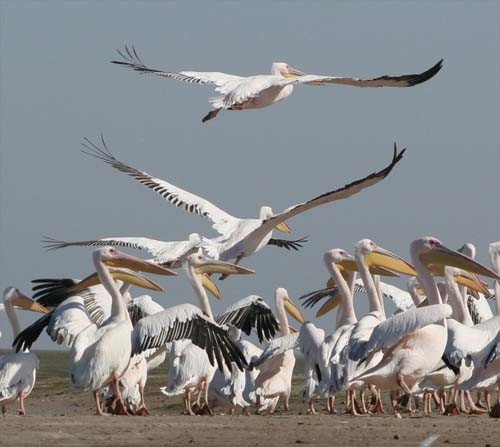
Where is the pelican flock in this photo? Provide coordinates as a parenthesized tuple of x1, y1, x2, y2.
(3, 42, 500, 430)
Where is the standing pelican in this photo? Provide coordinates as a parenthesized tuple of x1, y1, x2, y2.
(0, 288, 48, 415)
(111, 46, 443, 122)
(350, 237, 500, 418)
(80, 136, 404, 267)
(253, 288, 305, 414)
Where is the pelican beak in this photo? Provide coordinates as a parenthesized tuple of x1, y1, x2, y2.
(195, 259, 255, 276)
(201, 273, 221, 300)
(12, 293, 49, 314)
(367, 247, 417, 276)
(283, 296, 305, 324)
(337, 257, 400, 277)
(316, 294, 342, 317)
(105, 252, 177, 276)
(454, 271, 490, 296)
(107, 268, 164, 292)
(73, 268, 165, 292)
(420, 245, 500, 280)
(275, 222, 292, 234)
(281, 65, 306, 78)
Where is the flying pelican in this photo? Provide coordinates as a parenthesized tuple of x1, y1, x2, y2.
(111, 46, 443, 122)
(348, 237, 500, 418)
(79, 136, 405, 267)
(0, 287, 48, 416)
(42, 233, 308, 269)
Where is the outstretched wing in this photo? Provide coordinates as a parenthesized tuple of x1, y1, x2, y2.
(111, 45, 243, 94)
(42, 235, 201, 265)
(215, 295, 279, 343)
(354, 279, 414, 312)
(267, 236, 308, 251)
(247, 144, 405, 244)
(131, 303, 247, 371)
(81, 136, 240, 237)
(279, 59, 443, 88)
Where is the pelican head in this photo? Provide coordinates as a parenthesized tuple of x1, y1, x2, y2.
(324, 248, 355, 269)
(260, 206, 291, 233)
(412, 237, 500, 279)
(276, 287, 305, 324)
(95, 246, 177, 276)
(186, 251, 255, 276)
(3, 287, 48, 314)
(271, 62, 305, 77)
(355, 239, 416, 276)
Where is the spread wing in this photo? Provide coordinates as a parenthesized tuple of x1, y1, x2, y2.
(81, 136, 240, 237)
(111, 45, 243, 94)
(215, 295, 279, 343)
(131, 303, 247, 371)
(267, 236, 308, 251)
(246, 144, 405, 244)
(42, 235, 201, 266)
(279, 59, 443, 88)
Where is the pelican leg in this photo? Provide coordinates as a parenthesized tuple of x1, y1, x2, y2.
(307, 398, 317, 415)
(135, 383, 150, 416)
(327, 396, 336, 414)
(16, 390, 26, 416)
(94, 390, 106, 416)
(349, 390, 361, 416)
(184, 389, 195, 416)
(390, 389, 402, 419)
(1, 405, 6, 416)
(284, 393, 290, 412)
(466, 390, 487, 414)
(485, 390, 492, 413)
(201, 108, 221, 123)
(111, 373, 130, 416)
(202, 379, 213, 416)
(360, 388, 368, 414)
(373, 390, 385, 414)
(423, 391, 430, 415)
(431, 391, 441, 414)
(413, 396, 420, 413)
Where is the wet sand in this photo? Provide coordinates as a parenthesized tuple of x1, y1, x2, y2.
(1, 351, 499, 447)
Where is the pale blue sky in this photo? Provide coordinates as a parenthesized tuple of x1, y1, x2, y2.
(1, 1, 499, 348)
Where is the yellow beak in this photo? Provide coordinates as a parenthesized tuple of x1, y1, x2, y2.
(275, 222, 292, 234)
(195, 259, 255, 276)
(283, 296, 305, 324)
(366, 247, 417, 276)
(453, 272, 491, 296)
(337, 259, 401, 277)
(420, 245, 500, 280)
(105, 252, 177, 276)
(74, 268, 165, 292)
(12, 294, 49, 314)
(201, 273, 221, 300)
(316, 294, 342, 317)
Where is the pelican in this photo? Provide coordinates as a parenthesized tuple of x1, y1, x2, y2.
(0, 288, 48, 415)
(349, 237, 500, 418)
(112, 46, 443, 122)
(80, 136, 405, 267)
(43, 233, 308, 268)
(252, 288, 305, 414)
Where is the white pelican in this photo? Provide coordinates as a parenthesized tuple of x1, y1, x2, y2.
(43, 234, 308, 270)
(81, 136, 405, 267)
(252, 288, 305, 414)
(0, 287, 48, 415)
(349, 237, 500, 418)
(112, 46, 443, 122)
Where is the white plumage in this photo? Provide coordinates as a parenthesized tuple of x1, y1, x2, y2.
(111, 46, 443, 122)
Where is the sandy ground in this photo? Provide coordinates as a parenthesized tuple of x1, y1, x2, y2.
(1, 351, 499, 447)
